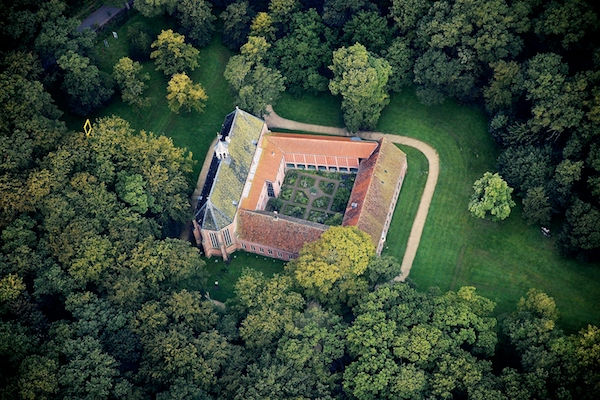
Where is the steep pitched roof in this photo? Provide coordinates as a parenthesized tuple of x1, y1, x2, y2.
(267, 133, 378, 159)
(237, 209, 327, 254)
(195, 108, 264, 230)
(342, 138, 407, 248)
(240, 132, 378, 210)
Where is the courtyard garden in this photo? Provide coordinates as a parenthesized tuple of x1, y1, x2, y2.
(268, 170, 353, 225)
(68, 12, 600, 332)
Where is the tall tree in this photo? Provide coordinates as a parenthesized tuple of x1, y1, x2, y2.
(150, 30, 199, 76)
(286, 226, 375, 306)
(113, 57, 149, 108)
(468, 172, 516, 221)
(329, 43, 391, 132)
(220, 1, 255, 50)
(176, 0, 216, 47)
(57, 51, 113, 115)
(269, 9, 331, 93)
(134, 0, 177, 17)
(342, 10, 391, 55)
(166, 72, 208, 114)
(224, 36, 285, 115)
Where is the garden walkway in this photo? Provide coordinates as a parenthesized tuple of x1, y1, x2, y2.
(264, 106, 440, 282)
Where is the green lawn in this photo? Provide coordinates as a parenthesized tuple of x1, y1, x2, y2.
(66, 14, 235, 178)
(78, 13, 600, 331)
(191, 252, 285, 303)
(275, 90, 600, 332)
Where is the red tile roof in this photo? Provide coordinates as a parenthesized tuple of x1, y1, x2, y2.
(342, 138, 407, 249)
(267, 133, 378, 159)
(237, 209, 327, 254)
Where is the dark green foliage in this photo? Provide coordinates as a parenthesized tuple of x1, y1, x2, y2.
(127, 22, 153, 61)
(319, 180, 335, 194)
(224, 36, 285, 115)
(176, 0, 216, 47)
(322, 0, 366, 27)
(342, 10, 390, 55)
(298, 175, 315, 188)
(497, 145, 553, 194)
(307, 210, 328, 223)
(324, 212, 343, 226)
(293, 189, 309, 205)
(57, 51, 113, 115)
(329, 43, 391, 131)
(331, 186, 350, 212)
(522, 186, 552, 226)
(312, 196, 330, 209)
(280, 186, 293, 200)
(269, 9, 330, 93)
(283, 170, 298, 185)
(283, 204, 305, 218)
(559, 198, 600, 257)
(220, 1, 255, 50)
(384, 37, 414, 92)
(266, 197, 283, 211)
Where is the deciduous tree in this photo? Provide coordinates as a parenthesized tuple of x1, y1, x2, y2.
(468, 172, 515, 221)
(329, 43, 391, 132)
(166, 72, 208, 114)
(220, 1, 254, 50)
(150, 30, 199, 76)
(57, 51, 113, 115)
(176, 0, 216, 47)
(113, 57, 149, 108)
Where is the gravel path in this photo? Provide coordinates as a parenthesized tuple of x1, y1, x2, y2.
(264, 106, 440, 281)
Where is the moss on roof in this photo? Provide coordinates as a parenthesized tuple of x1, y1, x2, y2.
(200, 109, 264, 230)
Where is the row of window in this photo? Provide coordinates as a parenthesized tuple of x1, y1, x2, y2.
(285, 163, 358, 173)
(240, 243, 290, 259)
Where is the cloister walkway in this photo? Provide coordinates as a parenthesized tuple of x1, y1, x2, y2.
(264, 105, 440, 281)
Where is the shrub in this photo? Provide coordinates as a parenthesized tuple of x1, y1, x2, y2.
(284, 170, 298, 185)
(308, 210, 328, 224)
(319, 180, 335, 195)
(267, 197, 283, 212)
(299, 175, 315, 188)
(312, 196, 330, 209)
(294, 190, 309, 205)
(332, 187, 351, 212)
(283, 204, 305, 218)
(127, 23, 152, 61)
(280, 186, 293, 200)
(324, 213, 343, 226)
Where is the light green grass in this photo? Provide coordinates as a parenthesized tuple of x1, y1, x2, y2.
(276, 89, 600, 332)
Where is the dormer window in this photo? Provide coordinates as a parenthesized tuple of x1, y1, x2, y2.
(215, 137, 230, 160)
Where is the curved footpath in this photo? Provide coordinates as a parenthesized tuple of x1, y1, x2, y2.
(264, 106, 440, 281)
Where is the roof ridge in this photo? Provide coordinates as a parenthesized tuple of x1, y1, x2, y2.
(247, 209, 328, 229)
(346, 140, 382, 227)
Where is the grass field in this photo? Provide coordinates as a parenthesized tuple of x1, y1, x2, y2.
(78, 13, 600, 331)
(66, 14, 235, 178)
(275, 91, 600, 332)
(185, 252, 285, 303)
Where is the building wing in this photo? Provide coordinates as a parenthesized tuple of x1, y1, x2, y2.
(194, 108, 264, 230)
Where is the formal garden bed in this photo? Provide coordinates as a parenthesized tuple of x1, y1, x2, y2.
(266, 169, 355, 226)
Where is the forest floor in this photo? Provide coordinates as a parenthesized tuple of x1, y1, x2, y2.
(69, 13, 600, 332)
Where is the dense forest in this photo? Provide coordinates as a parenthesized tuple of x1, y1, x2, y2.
(1, 0, 599, 399)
